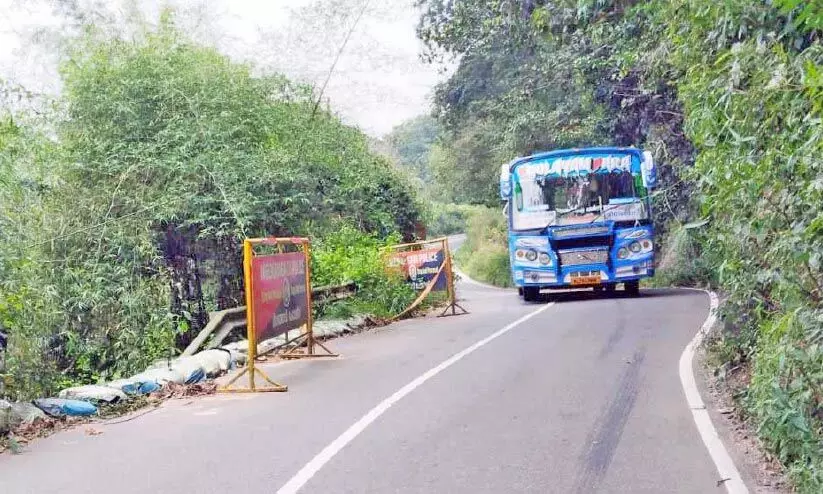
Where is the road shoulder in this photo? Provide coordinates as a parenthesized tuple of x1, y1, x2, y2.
(694, 348, 790, 493)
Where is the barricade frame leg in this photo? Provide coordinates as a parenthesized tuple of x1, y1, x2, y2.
(437, 239, 468, 318)
(218, 238, 292, 394)
(274, 240, 338, 360)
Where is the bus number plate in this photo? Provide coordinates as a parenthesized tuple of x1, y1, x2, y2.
(571, 272, 601, 286)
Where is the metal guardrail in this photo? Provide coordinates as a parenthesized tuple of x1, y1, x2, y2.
(181, 281, 357, 356)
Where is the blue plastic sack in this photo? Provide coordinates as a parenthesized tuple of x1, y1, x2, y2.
(184, 367, 205, 384)
(131, 368, 185, 385)
(33, 398, 97, 417)
(108, 378, 161, 395)
(106, 379, 138, 395)
(170, 357, 206, 384)
(138, 381, 161, 394)
(122, 382, 140, 395)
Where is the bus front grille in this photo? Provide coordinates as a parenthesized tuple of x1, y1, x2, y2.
(552, 225, 610, 239)
(558, 248, 609, 266)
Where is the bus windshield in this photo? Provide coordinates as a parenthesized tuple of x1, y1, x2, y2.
(510, 154, 648, 230)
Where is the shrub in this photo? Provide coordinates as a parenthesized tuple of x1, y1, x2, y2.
(653, 224, 714, 287)
(424, 202, 492, 238)
(461, 245, 512, 288)
(454, 207, 512, 288)
(746, 309, 823, 491)
(312, 225, 417, 319)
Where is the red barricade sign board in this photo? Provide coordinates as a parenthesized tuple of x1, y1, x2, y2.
(251, 252, 308, 343)
(387, 247, 447, 291)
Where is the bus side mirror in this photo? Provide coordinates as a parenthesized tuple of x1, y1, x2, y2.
(641, 151, 658, 189)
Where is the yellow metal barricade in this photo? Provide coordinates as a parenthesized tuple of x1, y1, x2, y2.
(384, 237, 468, 319)
(220, 237, 337, 394)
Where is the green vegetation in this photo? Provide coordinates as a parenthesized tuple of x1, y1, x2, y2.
(423, 202, 490, 239)
(311, 225, 416, 320)
(423, 202, 514, 288)
(416, 1, 822, 489)
(380, 115, 441, 188)
(0, 15, 422, 400)
(454, 207, 512, 288)
(652, 224, 712, 288)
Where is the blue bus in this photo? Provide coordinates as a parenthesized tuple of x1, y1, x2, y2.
(499, 147, 658, 302)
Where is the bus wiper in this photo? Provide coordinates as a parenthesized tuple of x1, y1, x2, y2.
(555, 205, 589, 220)
(548, 205, 590, 228)
(585, 205, 617, 224)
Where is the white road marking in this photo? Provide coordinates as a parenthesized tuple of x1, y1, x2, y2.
(679, 290, 749, 494)
(276, 302, 556, 494)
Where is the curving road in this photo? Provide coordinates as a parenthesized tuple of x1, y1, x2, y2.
(0, 246, 728, 493)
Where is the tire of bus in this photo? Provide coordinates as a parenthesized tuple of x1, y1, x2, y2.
(625, 280, 640, 297)
(523, 286, 541, 303)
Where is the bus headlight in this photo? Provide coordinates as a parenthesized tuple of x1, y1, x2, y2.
(629, 241, 642, 253)
(618, 247, 629, 260)
(539, 253, 551, 265)
(525, 250, 538, 262)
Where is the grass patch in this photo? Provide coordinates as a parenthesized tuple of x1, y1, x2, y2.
(453, 206, 513, 288)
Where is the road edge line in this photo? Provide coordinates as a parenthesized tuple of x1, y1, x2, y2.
(679, 289, 749, 494)
(276, 302, 556, 494)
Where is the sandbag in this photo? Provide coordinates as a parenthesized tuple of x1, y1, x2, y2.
(11, 402, 47, 425)
(59, 385, 127, 404)
(107, 378, 139, 395)
(258, 336, 287, 355)
(193, 349, 230, 376)
(227, 349, 246, 367)
(146, 359, 175, 370)
(109, 375, 163, 395)
(221, 340, 247, 353)
(184, 367, 205, 384)
(106, 378, 158, 395)
(138, 381, 161, 394)
(170, 357, 206, 384)
(0, 400, 43, 432)
(131, 367, 185, 386)
(214, 349, 233, 372)
(33, 398, 97, 417)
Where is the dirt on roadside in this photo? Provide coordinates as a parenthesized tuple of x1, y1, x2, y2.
(1, 381, 218, 455)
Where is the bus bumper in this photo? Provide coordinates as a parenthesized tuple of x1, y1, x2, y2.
(513, 262, 654, 289)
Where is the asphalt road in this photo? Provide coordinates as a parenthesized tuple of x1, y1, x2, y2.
(0, 254, 724, 493)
